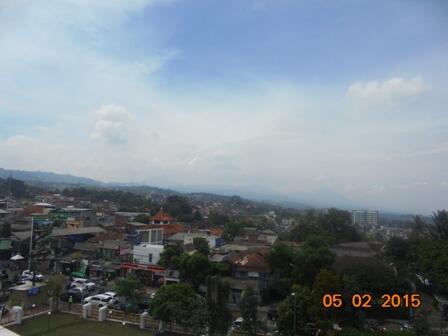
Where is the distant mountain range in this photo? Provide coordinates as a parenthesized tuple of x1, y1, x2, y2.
(0, 168, 418, 217)
(0, 168, 313, 209)
(0, 168, 102, 186)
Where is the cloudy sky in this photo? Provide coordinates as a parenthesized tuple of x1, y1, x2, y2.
(1, 0, 447, 214)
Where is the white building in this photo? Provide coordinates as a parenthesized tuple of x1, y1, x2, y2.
(168, 232, 221, 249)
(132, 243, 164, 265)
(137, 227, 164, 245)
(352, 210, 378, 230)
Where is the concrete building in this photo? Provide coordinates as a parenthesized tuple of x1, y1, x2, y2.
(132, 243, 164, 265)
(352, 210, 378, 230)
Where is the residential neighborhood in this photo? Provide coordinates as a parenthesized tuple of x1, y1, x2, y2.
(0, 176, 446, 335)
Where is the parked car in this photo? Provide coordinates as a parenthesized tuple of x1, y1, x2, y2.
(101, 292, 117, 304)
(231, 317, 244, 330)
(84, 294, 113, 307)
(22, 270, 44, 282)
(71, 278, 95, 291)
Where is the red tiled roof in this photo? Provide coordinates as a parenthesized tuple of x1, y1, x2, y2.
(210, 228, 224, 236)
(228, 249, 270, 271)
(151, 208, 175, 222)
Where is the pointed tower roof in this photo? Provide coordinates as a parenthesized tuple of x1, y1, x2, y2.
(150, 208, 175, 222)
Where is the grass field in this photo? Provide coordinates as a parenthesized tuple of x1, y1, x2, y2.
(8, 313, 152, 336)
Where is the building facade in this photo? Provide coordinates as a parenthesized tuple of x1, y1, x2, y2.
(352, 210, 378, 230)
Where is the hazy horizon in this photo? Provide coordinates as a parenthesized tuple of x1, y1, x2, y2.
(1, 1, 447, 214)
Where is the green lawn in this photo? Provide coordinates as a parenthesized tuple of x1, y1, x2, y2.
(9, 313, 152, 336)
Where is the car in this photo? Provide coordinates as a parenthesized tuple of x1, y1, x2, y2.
(68, 286, 86, 295)
(84, 294, 113, 307)
(101, 291, 118, 304)
(71, 278, 95, 291)
(22, 270, 44, 282)
(102, 291, 117, 299)
(231, 317, 244, 330)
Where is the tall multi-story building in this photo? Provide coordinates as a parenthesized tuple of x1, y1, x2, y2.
(352, 210, 378, 230)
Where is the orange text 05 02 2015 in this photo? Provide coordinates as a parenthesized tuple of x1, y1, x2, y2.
(321, 293, 422, 309)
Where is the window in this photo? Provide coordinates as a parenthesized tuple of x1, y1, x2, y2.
(148, 253, 153, 263)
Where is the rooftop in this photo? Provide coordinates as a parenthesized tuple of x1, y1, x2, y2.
(52, 226, 105, 237)
(227, 249, 270, 270)
(150, 208, 175, 222)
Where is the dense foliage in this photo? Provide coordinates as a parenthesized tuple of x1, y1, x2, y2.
(385, 209, 448, 292)
(114, 274, 144, 310)
(150, 283, 206, 331)
(206, 276, 232, 335)
(289, 208, 362, 243)
(62, 187, 153, 211)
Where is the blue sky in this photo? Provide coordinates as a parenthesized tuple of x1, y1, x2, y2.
(0, 0, 447, 213)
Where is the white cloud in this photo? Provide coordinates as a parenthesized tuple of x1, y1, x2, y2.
(91, 105, 134, 145)
(347, 77, 429, 111)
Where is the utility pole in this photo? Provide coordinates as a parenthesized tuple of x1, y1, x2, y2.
(28, 217, 34, 271)
(291, 292, 297, 336)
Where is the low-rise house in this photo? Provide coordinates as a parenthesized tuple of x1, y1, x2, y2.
(132, 243, 164, 265)
(233, 228, 278, 246)
(114, 211, 150, 227)
(136, 223, 185, 244)
(168, 232, 223, 249)
(150, 208, 175, 225)
(96, 240, 131, 261)
(226, 248, 271, 303)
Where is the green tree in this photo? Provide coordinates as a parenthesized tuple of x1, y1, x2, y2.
(340, 275, 365, 329)
(178, 252, 211, 289)
(193, 237, 210, 256)
(341, 262, 406, 295)
(430, 209, 448, 239)
(163, 196, 192, 220)
(385, 237, 412, 268)
(150, 283, 205, 332)
(46, 274, 65, 310)
(158, 243, 184, 269)
(240, 287, 258, 336)
(206, 276, 232, 335)
(294, 236, 335, 286)
(267, 242, 295, 278)
(415, 239, 448, 289)
(277, 285, 313, 336)
(223, 220, 244, 241)
(114, 274, 143, 310)
(410, 215, 427, 239)
(311, 269, 341, 322)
